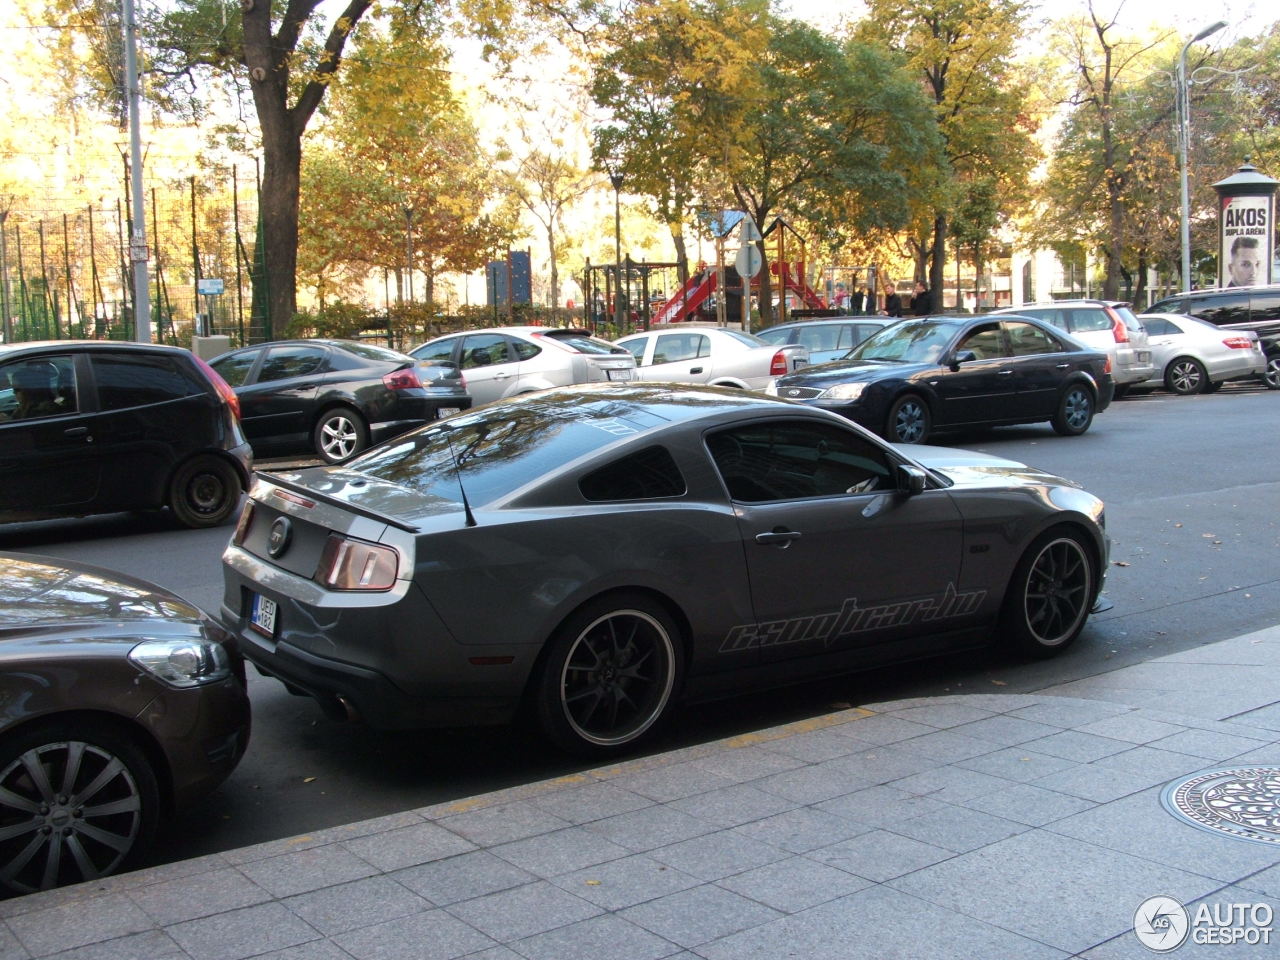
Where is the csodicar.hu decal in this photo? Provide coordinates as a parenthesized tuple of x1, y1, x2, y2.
(719, 583, 988, 653)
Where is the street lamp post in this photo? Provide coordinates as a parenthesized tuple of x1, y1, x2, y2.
(608, 166, 624, 328)
(1178, 20, 1227, 293)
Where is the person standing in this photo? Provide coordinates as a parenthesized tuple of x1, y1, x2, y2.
(849, 286, 865, 314)
(909, 280, 933, 316)
(884, 286, 902, 317)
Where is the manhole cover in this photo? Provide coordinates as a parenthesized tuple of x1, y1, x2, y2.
(1161, 767, 1280, 846)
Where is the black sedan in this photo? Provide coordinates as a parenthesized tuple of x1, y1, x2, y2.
(209, 339, 471, 463)
(0, 553, 250, 895)
(767, 315, 1114, 443)
(220, 384, 1107, 758)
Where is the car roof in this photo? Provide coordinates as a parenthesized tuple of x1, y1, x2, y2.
(999, 299, 1129, 309)
(0, 340, 192, 360)
(764, 317, 895, 329)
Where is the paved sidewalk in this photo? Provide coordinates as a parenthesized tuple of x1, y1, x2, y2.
(4, 628, 1280, 959)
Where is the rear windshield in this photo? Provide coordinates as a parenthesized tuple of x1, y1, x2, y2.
(537, 330, 629, 355)
(340, 341, 412, 363)
(350, 393, 665, 504)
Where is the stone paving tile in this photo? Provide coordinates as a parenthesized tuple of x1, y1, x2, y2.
(6, 894, 154, 958)
(749, 761, 874, 805)
(128, 867, 272, 925)
(809, 828, 954, 882)
(953, 715, 1064, 746)
(954, 746, 1080, 783)
(888, 830, 1221, 955)
(527, 781, 654, 825)
(1085, 747, 1208, 789)
(955, 781, 1097, 827)
(688, 746, 806, 784)
(1080, 886, 1280, 958)
(0, 923, 27, 960)
(890, 802, 1029, 854)
(728, 806, 876, 854)
(445, 879, 601, 943)
(1045, 786, 1280, 882)
(1029, 763, 1157, 804)
(754, 726, 867, 762)
(491, 825, 631, 877)
(815, 783, 951, 829)
(697, 884, 1068, 960)
(435, 801, 572, 847)
(1073, 713, 1191, 745)
(282, 875, 431, 936)
(821, 743, 940, 785)
(883, 703, 999, 729)
(922, 693, 1047, 713)
(891, 728, 1000, 762)
(607, 760, 737, 803)
(716, 854, 872, 913)
(332, 908, 495, 960)
(456, 948, 524, 960)
(1023, 729, 1134, 763)
(619, 882, 782, 949)
(246, 941, 353, 960)
(237, 844, 378, 899)
(1009, 699, 1133, 729)
(165, 902, 320, 960)
(828, 713, 939, 745)
(392, 850, 535, 906)
(1149, 728, 1271, 761)
(888, 764, 1012, 803)
(335, 823, 473, 875)
(551, 854, 702, 911)
(1231, 702, 1280, 731)
(580, 804, 718, 852)
(34, 930, 186, 960)
(1239, 861, 1280, 900)
(509, 914, 681, 960)
(668, 783, 798, 829)
(646, 830, 787, 882)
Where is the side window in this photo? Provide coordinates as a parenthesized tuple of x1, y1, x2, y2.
(1004, 321, 1060, 356)
(616, 338, 647, 362)
(796, 326, 843, 353)
(1066, 309, 1111, 333)
(1191, 293, 1249, 326)
(211, 349, 259, 387)
(1249, 292, 1280, 322)
(652, 334, 703, 364)
(460, 334, 512, 369)
(1, 355, 77, 421)
(1141, 318, 1176, 336)
(579, 446, 686, 501)
(511, 338, 540, 361)
(706, 420, 893, 502)
(257, 345, 327, 382)
(413, 339, 458, 364)
(956, 323, 1007, 360)
(92, 353, 203, 411)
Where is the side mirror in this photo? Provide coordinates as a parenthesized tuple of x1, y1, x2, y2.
(897, 464, 927, 495)
(949, 349, 977, 370)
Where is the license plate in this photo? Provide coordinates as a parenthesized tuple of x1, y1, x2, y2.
(436, 407, 461, 418)
(1136, 351, 1151, 362)
(793, 359, 808, 369)
(250, 593, 278, 637)
(607, 369, 634, 381)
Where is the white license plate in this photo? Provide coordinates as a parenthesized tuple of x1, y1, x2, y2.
(436, 407, 461, 418)
(1136, 351, 1151, 362)
(793, 359, 808, 369)
(250, 593, 278, 637)
(607, 369, 634, 381)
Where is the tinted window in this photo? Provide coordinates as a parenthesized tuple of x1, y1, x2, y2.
(1146, 296, 1186, 315)
(258, 345, 327, 383)
(1063, 308, 1111, 333)
(460, 334, 512, 369)
(1005, 321, 1061, 355)
(956, 323, 1007, 360)
(511, 338, 541, 361)
(92, 353, 203, 410)
(1141, 317, 1178, 336)
(1189, 293, 1249, 326)
(579, 446, 685, 501)
(211, 348, 259, 387)
(706, 420, 893, 502)
(1250, 291, 1280, 321)
(0, 354, 77, 420)
(412, 339, 459, 364)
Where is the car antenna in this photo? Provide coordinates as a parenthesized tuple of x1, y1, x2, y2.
(441, 423, 477, 527)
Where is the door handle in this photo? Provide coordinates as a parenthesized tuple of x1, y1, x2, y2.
(755, 528, 802, 546)
(1055, 363, 1070, 369)
(64, 426, 90, 438)
(997, 369, 1013, 376)
(493, 372, 511, 379)
(690, 366, 704, 374)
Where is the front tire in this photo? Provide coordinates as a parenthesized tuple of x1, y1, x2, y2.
(884, 394, 931, 444)
(314, 408, 369, 463)
(999, 528, 1096, 658)
(535, 594, 682, 757)
(168, 455, 242, 528)
(1164, 357, 1207, 395)
(0, 720, 159, 896)
(1264, 356, 1280, 390)
(1051, 384, 1095, 436)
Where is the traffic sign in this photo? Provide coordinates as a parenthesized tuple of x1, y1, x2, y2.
(735, 244, 763, 278)
(197, 278, 225, 296)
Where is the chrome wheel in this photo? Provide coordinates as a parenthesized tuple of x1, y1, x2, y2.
(0, 729, 155, 895)
(1165, 357, 1206, 395)
(1001, 531, 1095, 657)
(886, 395, 930, 444)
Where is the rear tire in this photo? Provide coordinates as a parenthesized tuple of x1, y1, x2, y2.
(884, 394, 931, 444)
(314, 408, 369, 463)
(1050, 384, 1094, 436)
(1264, 356, 1280, 390)
(999, 528, 1097, 658)
(0, 720, 159, 896)
(1164, 357, 1206, 395)
(168, 455, 242, 528)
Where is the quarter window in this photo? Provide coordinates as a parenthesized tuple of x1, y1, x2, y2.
(211, 349, 259, 387)
(258, 345, 327, 382)
(1005, 321, 1061, 356)
(579, 446, 685, 501)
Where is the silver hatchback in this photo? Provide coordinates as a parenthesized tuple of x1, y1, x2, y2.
(995, 300, 1155, 394)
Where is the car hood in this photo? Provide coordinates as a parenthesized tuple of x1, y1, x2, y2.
(0, 552, 204, 632)
(778, 358, 932, 386)
(903, 445, 1082, 490)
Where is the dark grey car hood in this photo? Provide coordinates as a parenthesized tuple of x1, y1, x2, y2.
(903, 445, 1082, 490)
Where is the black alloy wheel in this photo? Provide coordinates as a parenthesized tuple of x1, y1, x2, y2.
(885, 394, 931, 444)
(168, 454, 242, 528)
(1164, 357, 1207, 395)
(536, 594, 681, 757)
(0, 721, 159, 896)
(999, 528, 1096, 658)
(1050, 384, 1094, 436)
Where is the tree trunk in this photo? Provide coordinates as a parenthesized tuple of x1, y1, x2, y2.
(547, 225, 559, 324)
(671, 228, 688, 294)
(929, 213, 947, 306)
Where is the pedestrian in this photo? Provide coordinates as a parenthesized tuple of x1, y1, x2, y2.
(909, 280, 933, 316)
(884, 286, 902, 317)
(849, 286, 865, 314)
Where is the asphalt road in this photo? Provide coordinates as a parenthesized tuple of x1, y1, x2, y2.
(2, 382, 1278, 869)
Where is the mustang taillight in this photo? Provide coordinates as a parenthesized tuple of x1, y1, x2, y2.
(1223, 337, 1254, 350)
(383, 368, 422, 391)
(318, 535, 398, 590)
(769, 350, 789, 376)
(1106, 309, 1130, 344)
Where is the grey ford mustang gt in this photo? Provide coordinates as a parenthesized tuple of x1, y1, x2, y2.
(220, 384, 1108, 756)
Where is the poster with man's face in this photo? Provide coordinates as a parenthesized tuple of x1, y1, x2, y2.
(1219, 195, 1272, 288)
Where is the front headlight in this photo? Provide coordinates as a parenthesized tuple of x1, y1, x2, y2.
(820, 381, 868, 401)
(129, 638, 232, 688)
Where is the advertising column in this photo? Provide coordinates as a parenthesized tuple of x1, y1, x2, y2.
(1213, 160, 1278, 289)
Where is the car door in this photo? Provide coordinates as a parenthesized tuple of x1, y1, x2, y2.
(705, 418, 967, 666)
(640, 332, 711, 383)
(237, 344, 328, 447)
(457, 333, 522, 404)
(0, 353, 100, 514)
(1004, 320, 1076, 417)
(933, 321, 1018, 425)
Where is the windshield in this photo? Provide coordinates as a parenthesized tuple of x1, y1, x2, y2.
(849, 319, 961, 364)
(537, 330, 629, 355)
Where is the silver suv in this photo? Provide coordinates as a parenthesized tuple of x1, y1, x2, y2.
(995, 300, 1154, 395)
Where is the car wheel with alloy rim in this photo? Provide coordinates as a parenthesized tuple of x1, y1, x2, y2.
(885, 394, 931, 444)
(999, 527, 1097, 658)
(1050, 384, 1094, 436)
